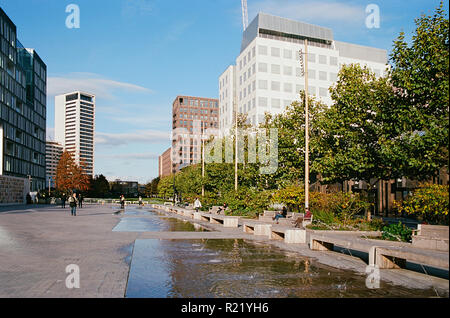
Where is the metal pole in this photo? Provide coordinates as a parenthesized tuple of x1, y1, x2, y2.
(202, 129, 205, 197)
(234, 100, 238, 192)
(304, 39, 310, 210)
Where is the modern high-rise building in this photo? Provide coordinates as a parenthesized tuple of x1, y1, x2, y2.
(54, 91, 95, 176)
(45, 141, 63, 188)
(171, 96, 219, 171)
(219, 13, 388, 135)
(0, 7, 47, 192)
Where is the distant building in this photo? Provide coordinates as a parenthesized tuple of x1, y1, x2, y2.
(45, 141, 63, 188)
(110, 180, 139, 197)
(219, 12, 388, 135)
(54, 91, 95, 176)
(158, 147, 172, 178)
(0, 7, 47, 192)
(171, 96, 219, 171)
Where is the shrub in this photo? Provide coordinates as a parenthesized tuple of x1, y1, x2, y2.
(393, 183, 449, 225)
(271, 185, 304, 212)
(382, 222, 412, 242)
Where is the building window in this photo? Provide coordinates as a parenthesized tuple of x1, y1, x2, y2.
(271, 47, 280, 57)
(271, 98, 281, 108)
(319, 55, 327, 64)
(283, 49, 292, 59)
(259, 80, 268, 90)
(258, 62, 268, 72)
(283, 66, 293, 76)
(259, 45, 268, 55)
(319, 87, 328, 97)
(283, 83, 293, 93)
(258, 97, 268, 107)
(271, 64, 280, 75)
(271, 81, 280, 91)
(319, 71, 327, 81)
(330, 56, 338, 66)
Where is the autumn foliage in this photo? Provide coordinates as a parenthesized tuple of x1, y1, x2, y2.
(56, 151, 90, 193)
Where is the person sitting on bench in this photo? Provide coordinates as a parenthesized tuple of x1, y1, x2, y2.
(273, 206, 288, 224)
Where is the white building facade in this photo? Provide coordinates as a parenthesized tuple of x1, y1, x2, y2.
(219, 13, 388, 135)
(54, 91, 95, 176)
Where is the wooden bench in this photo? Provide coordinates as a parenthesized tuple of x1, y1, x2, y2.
(412, 225, 449, 252)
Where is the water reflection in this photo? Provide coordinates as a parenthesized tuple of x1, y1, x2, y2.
(113, 208, 207, 232)
(126, 239, 439, 298)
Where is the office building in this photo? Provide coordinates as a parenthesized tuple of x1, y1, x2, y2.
(219, 12, 388, 135)
(0, 7, 47, 192)
(45, 141, 63, 188)
(54, 91, 95, 176)
(171, 95, 219, 171)
(158, 147, 172, 178)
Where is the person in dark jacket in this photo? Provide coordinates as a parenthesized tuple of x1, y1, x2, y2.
(273, 206, 288, 223)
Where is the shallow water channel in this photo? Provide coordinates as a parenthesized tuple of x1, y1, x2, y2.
(117, 208, 440, 298)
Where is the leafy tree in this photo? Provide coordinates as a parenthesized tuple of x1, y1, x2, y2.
(260, 91, 328, 188)
(389, 1, 449, 180)
(56, 151, 90, 194)
(89, 174, 110, 198)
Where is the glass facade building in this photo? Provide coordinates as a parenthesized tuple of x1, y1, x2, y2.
(0, 8, 47, 191)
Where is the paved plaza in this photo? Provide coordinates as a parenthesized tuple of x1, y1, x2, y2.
(0, 204, 448, 298)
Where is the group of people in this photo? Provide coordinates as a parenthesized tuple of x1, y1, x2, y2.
(60, 192, 83, 216)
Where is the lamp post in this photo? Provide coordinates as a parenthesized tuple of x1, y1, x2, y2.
(202, 126, 205, 197)
(299, 39, 310, 211)
(234, 99, 238, 192)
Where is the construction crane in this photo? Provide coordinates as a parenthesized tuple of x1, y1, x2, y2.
(241, 0, 248, 31)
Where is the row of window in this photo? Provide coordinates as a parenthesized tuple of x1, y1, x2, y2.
(3, 155, 45, 179)
(179, 98, 218, 108)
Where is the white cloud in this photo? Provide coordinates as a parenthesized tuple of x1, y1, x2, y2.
(47, 72, 153, 100)
(95, 130, 170, 146)
(249, 0, 365, 26)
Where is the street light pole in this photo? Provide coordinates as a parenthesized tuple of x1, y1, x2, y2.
(202, 127, 205, 197)
(300, 39, 310, 210)
(234, 99, 238, 192)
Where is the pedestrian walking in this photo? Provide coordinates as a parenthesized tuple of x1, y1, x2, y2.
(78, 193, 83, 208)
(68, 193, 78, 216)
(194, 197, 202, 212)
(138, 196, 143, 206)
(120, 195, 125, 209)
(61, 193, 67, 208)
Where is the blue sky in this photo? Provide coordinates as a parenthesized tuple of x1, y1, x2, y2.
(0, 0, 447, 183)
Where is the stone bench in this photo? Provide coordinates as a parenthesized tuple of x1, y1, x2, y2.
(370, 245, 449, 270)
(412, 225, 449, 252)
(243, 222, 272, 236)
(209, 206, 225, 215)
(271, 225, 306, 244)
(309, 232, 449, 271)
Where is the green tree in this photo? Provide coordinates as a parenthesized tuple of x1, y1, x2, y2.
(389, 1, 449, 180)
(312, 64, 395, 219)
(89, 174, 110, 198)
